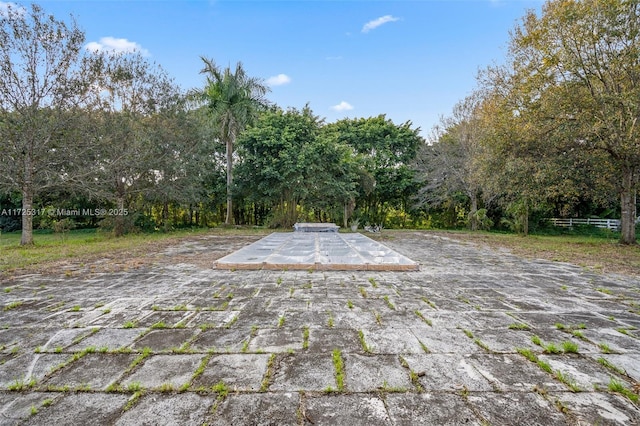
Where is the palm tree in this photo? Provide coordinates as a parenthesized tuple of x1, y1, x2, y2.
(198, 57, 270, 225)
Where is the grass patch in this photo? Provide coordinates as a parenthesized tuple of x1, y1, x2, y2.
(414, 310, 432, 326)
(597, 357, 626, 376)
(7, 376, 37, 391)
(420, 297, 437, 309)
(608, 378, 638, 403)
(260, 354, 277, 392)
(123, 390, 144, 411)
(554, 370, 581, 392)
(359, 286, 368, 298)
(0, 228, 222, 274)
(150, 321, 168, 329)
(543, 343, 563, 354)
(598, 342, 613, 354)
(427, 230, 640, 276)
(562, 341, 579, 353)
(125, 347, 152, 374)
(508, 322, 531, 331)
(3, 300, 23, 311)
(474, 338, 492, 353)
(327, 312, 334, 328)
(302, 326, 309, 350)
(358, 329, 372, 354)
(382, 295, 395, 310)
(332, 349, 345, 391)
(224, 315, 238, 329)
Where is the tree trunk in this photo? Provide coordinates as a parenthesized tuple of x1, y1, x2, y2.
(114, 195, 125, 237)
(620, 168, 637, 245)
(20, 187, 34, 246)
(21, 152, 34, 245)
(522, 199, 529, 237)
(469, 194, 478, 231)
(225, 137, 234, 225)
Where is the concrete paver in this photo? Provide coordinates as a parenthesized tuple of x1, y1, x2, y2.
(1, 231, 639, 425)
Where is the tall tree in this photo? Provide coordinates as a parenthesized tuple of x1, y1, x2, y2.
(197, 58, 270, 225)
(235, 106, 320, 227)
(486, 0, 640, 243)
(325, 115, 423, 225)
(0, 3, 94, 244)
(89, 52, 179, 236)
(415, 93, 490, 230)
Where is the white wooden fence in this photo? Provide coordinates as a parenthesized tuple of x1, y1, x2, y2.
(548, 218, 620, 231)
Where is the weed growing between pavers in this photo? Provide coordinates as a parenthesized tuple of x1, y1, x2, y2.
(71, 327, 99, 345)
(151, 321, 168, 329)
(302, 326, 309, 350)
(418, 340, 430, 353)
(3, 300, 23, 310)
(171, 342, 193, 354)
(124, 347, 152, 375)
(260, 354, 277, 392)
(332, 349, 345, 392)
(357, 330, 372, 354)
(374, 311, 382, 325)
(515, 347, 582, 392)
(414, 310, 432, 326)
(532, 334, 581, 354)
(382, 295, 396, 310)
(562, 341, 579, 353)
(608, 378, 639, 403)
(508, 322, 531, 331)
(359, 286, 368, 298)
(47, 346, 97, 377)
(186, 353, 212, 391)
(596, 357, 626, 376)
(123, 390, 144, 411)
(461, 328, 493, 353)
(368, 277, 378, 288)
(327, 312, 334, 328)
(7, 376, 37, 391)
(399, 355, 424, 393)
(420, 297, 437, 309)
(224, 314, 239, 328)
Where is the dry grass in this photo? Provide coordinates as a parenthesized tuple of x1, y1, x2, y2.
(0, 227, 268, 278)
(426, 230, 640, 277)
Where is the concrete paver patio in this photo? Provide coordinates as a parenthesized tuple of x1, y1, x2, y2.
(1, 231, 639, 425)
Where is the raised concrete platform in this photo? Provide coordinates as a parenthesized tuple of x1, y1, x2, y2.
(293, 222, 339, 232)
(214, 232, 419, 271)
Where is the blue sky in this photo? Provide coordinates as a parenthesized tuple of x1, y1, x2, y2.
(20, 0, 543, 136)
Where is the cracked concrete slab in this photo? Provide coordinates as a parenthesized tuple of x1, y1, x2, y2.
(193, 353, 269, 391)
(1, 231, 639, 424)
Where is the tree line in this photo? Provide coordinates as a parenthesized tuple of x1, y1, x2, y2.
(1, 1, 639, 244)
(417, 0, 640, 244)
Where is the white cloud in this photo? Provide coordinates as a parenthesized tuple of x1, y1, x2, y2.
(330, 101, 354, 112)
(85, 37, 150, 56)
(266, 74, 291, 86)
(362, 15, 400, 33)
